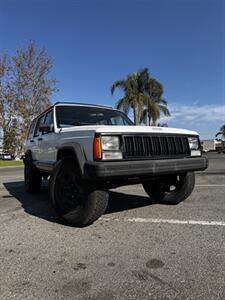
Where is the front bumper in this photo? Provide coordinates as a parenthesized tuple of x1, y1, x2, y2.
(84, 157, 208, 180)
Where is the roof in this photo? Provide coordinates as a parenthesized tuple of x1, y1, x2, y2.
(54, 102, 114, 110)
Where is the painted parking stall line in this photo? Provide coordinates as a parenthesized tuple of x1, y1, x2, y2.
(196, 184, 225, 187)
(127, 218, 225, 226)
(100, 217, 225, 227)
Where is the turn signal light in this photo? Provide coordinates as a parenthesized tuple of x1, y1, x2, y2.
(93, 137, 102, 160)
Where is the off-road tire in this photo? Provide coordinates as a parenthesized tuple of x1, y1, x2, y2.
(24, 158, 42, 193)
(143, 172, 195, 205)
(49, 157, 109, 226)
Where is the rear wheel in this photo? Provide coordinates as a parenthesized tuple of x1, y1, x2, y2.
(142, 172, 195, 204)
(24, 158, 42, 193)
(49, 157, 109, 226)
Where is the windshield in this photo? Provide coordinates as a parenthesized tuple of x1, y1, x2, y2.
(56, 105, 133, 128)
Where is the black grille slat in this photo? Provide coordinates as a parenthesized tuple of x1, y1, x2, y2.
(143, 136, 152, 156)
(123, 135, 190, 158)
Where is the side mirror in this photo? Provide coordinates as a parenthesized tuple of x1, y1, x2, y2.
(39, 123, 54, 134)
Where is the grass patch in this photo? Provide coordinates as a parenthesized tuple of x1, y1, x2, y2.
(0, 160, 24, 167)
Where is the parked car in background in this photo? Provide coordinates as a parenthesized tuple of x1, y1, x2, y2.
(0, 152, 13, 160)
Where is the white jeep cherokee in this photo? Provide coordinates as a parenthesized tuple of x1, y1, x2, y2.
(24, 102, 208, 226)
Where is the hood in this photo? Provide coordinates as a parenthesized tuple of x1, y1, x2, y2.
(95, 125, 198, 135)
(60, 125, 198, 136)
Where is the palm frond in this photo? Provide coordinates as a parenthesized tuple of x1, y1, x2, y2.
(158, 104, 171, 116)
(155, 98, 167, 106)
(147, 100, 160, 124)
(219, 124, 225, 133)
(111, 80, 126, 95)
(115, 97, 131, 115)
(216, 131, 222, 137)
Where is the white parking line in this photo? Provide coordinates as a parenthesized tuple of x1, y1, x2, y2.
(196, 184, 225, 187)
(101, 217, 225, 227)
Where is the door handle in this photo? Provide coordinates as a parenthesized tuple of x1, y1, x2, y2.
(30, 140, 34, 143)
(38, 137, 43, 141)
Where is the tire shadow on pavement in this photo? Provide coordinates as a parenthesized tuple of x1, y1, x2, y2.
(106, 191, 155, 215)
(3, 181, 58, 222)
(3, 181, 155, 223)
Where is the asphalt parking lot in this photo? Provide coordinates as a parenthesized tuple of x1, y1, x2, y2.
(0, 153, 225, 300)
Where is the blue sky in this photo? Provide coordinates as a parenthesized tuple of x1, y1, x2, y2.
(0, 0, 224, 139)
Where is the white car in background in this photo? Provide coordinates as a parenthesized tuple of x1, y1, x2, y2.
(0, 153, 12, 160)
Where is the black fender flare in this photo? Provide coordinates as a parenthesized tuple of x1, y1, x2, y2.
(24, 150, 39, 171)
(56, 143, 87, 176)
(24, 150, 33, 165)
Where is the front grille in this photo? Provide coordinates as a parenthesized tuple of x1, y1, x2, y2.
(123, 135, 190, 158)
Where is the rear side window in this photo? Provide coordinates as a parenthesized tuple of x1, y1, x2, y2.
(27, 120, 36, 140)
(41, 109, 54, 135)
(44, 110, 53, 126)
(34, 115, 45, 137)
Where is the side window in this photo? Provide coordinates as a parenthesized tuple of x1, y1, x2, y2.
(42, 109, 54, 135)
(34, 115, 45, 137)
(27, 120, 36, 140)
(44, 110, 53, 126)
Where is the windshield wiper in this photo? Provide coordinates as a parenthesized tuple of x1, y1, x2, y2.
(69, 122, 95, 126)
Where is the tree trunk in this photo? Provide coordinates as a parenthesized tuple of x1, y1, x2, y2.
(137, 96, 140, 125)
(132, 98, 139, 125)
(148, 113, 151, 126)
(133, 107, 138, 125)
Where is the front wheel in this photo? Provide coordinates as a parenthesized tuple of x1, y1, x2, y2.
(49, 157, 109, 226)
(142, 172, 195, 205)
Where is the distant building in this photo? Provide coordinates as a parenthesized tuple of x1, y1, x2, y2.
(201, 139, 224, 152)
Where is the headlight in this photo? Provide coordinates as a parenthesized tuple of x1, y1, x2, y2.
(188, 137, 199, 150)
(101, 136, 120, 151)
(188, 137, 201, 156)
(93, 135, 122, 160)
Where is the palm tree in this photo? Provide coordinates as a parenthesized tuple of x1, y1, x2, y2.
(111, 68, 149, 125)
(111, 68, 170, 125)
(140, 79, 170, 126)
